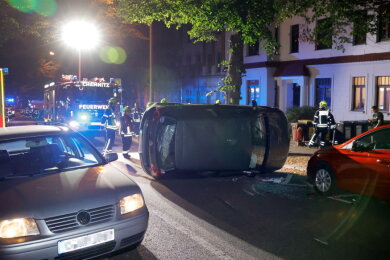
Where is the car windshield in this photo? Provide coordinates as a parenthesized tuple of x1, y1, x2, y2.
(0, 133, 101, 178)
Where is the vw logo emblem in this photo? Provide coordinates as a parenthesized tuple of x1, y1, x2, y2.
(76, 211, 91, 225)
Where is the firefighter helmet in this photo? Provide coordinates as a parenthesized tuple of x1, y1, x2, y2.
(108, 97, 117, 105)
(123, 106, 131, 112)
(319, 100, 327, 108)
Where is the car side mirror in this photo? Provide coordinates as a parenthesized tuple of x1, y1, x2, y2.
(104, 153, 118, 163)
(351, 141, 374, 152)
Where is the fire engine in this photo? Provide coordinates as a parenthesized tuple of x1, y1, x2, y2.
(43, 75, 122, 134)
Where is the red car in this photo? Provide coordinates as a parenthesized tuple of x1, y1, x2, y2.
(307, 124, 390, 200)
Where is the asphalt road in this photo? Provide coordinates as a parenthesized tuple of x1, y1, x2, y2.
(85, 134, 390, 260)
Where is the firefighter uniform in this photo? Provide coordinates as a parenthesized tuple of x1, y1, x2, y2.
(309, 101, 336, 147)
(101, 101, 119, 152)
(120, 106, 134, 158)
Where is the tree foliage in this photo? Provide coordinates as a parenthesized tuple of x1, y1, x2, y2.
(102, 0, 389, 104)
(0, 1, 50, 47)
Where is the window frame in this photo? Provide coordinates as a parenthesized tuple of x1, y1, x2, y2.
(315, 78, 332, 108)
(351, 77, 366, 111)
(376, 76, 390, 112)
(378, 4, 390, 42)
(247, 41, 260, 56)
(315, 18, 333, 50)
(290, 24, 299, 53)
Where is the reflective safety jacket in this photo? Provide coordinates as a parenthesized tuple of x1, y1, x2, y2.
(101, 107, 119, 130)
(313, 108, 335, 128)
(120, 115, 133, 135)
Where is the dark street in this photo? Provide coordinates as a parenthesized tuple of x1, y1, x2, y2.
(88, 135, 390, 260)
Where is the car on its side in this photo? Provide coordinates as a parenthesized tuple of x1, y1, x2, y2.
(139, 103, 290, 178)
(0, 125, 148, 260)
(307, 124, 390, 200)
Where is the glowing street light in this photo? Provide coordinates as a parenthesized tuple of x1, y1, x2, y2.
(61, 21, 100, 81)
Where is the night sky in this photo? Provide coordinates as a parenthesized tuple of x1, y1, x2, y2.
(1, 0, 150, 102)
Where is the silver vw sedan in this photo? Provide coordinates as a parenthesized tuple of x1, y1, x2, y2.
(0, 125, 148, 259)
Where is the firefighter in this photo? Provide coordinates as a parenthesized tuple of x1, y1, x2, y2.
(131, 102, 143, 136)
(101, 97, 119, 153)
(308, 100, 336, 147)
(120, 106, 134, 159)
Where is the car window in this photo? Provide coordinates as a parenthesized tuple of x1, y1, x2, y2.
(0, 133, 101, 178)
(156, 117, 176, 172)
(349, 128, 390, 150)
(250, 115, 267, 168)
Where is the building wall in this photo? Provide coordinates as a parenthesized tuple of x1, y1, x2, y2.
(279, 17, 390, 61)
(307, 60, 390, 122)
(239, 14, 390, 122)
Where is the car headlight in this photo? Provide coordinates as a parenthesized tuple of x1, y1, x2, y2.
(0, 218, 40, 238)
(119, 194, 144, 215)
(69, 120, 80, 128)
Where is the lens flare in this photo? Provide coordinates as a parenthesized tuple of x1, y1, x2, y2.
(7, 0, 36, 13)
(35, 0, 57, 17)
(99, 46, 127, 64)
(7, 0, 57, 16)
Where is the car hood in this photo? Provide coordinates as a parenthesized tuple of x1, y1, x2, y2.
(0, 164, 140, 220)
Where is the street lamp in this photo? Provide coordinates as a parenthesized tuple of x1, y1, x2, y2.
(61, 21, 100, 81)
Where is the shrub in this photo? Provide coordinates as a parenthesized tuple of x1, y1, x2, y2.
(285, 106, 317, 123)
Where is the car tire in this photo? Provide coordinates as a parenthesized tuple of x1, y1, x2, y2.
(314, 164, 336, 195)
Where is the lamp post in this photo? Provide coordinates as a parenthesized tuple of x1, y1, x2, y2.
(61, 21, 100, 81)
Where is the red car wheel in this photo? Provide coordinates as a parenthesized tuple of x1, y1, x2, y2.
(314, 164, 336, 194)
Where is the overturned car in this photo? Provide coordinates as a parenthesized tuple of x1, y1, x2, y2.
(139, 104, 290, 178)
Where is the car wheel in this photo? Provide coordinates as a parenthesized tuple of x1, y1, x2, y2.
(314, 165, 335, 195)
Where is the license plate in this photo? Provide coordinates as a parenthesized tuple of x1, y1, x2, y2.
(90, 122, 101, 126)
(58, 229, 114, 254)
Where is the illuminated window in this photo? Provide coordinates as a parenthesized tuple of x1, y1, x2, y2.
(315, 78, 332, 107)
(376, 76, 390, 111)
(352, 77, 366, 111)
(247, 80, 260, 105)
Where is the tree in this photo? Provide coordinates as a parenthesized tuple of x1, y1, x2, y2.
(0, 1, 50, 47)
(106, 0, 390, 104)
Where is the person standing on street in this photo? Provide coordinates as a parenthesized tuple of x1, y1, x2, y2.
(101, 98, 119, 153)
(131, 102, 143, 136)
(368, 105, 384, 128)
(308, 100, 336, 147)
(120, 106, 134, 159)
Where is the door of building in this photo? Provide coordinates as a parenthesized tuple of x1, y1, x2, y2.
(247, 80, 260, 105)
(292, 83, 300, 107)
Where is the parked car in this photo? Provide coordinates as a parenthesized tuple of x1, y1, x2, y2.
(139, 103, 290, 178)
(307, 124, 390, 200)
(0, 125, 148, 259)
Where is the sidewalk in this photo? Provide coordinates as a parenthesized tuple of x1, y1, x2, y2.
(281, 140, 318, 175)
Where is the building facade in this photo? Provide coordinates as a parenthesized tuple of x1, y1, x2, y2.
(240, 12, 390, 123)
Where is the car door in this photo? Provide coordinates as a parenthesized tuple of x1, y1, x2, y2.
(335, 146, 373, 195)
(365, 128, 390, 199)
(338, 128, 390, 199)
